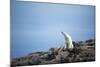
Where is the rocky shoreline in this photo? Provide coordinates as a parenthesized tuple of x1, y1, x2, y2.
(11, 39, 95, 67)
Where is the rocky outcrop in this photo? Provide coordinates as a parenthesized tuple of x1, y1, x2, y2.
(11, 39, 95, 67)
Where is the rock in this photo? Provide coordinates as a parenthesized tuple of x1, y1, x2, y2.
(11, 39, 95, 66)
(55, 51, 69, 63)
(40, 54, 49, 59)
(29, 57, 40, 65)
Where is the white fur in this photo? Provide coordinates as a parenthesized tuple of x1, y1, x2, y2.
(61, 32, 74, 49)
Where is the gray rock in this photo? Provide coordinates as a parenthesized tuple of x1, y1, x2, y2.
(11, 39, 95, 66)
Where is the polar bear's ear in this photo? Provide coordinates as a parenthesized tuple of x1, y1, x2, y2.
(61, 32, 65, 35)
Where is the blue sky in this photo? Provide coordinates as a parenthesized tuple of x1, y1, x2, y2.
(11, 1, 95, 58)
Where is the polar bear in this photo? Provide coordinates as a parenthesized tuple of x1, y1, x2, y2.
(61, 32, 74, 49)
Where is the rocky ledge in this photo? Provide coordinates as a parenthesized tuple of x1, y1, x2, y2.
(11, 39, 95, 67)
